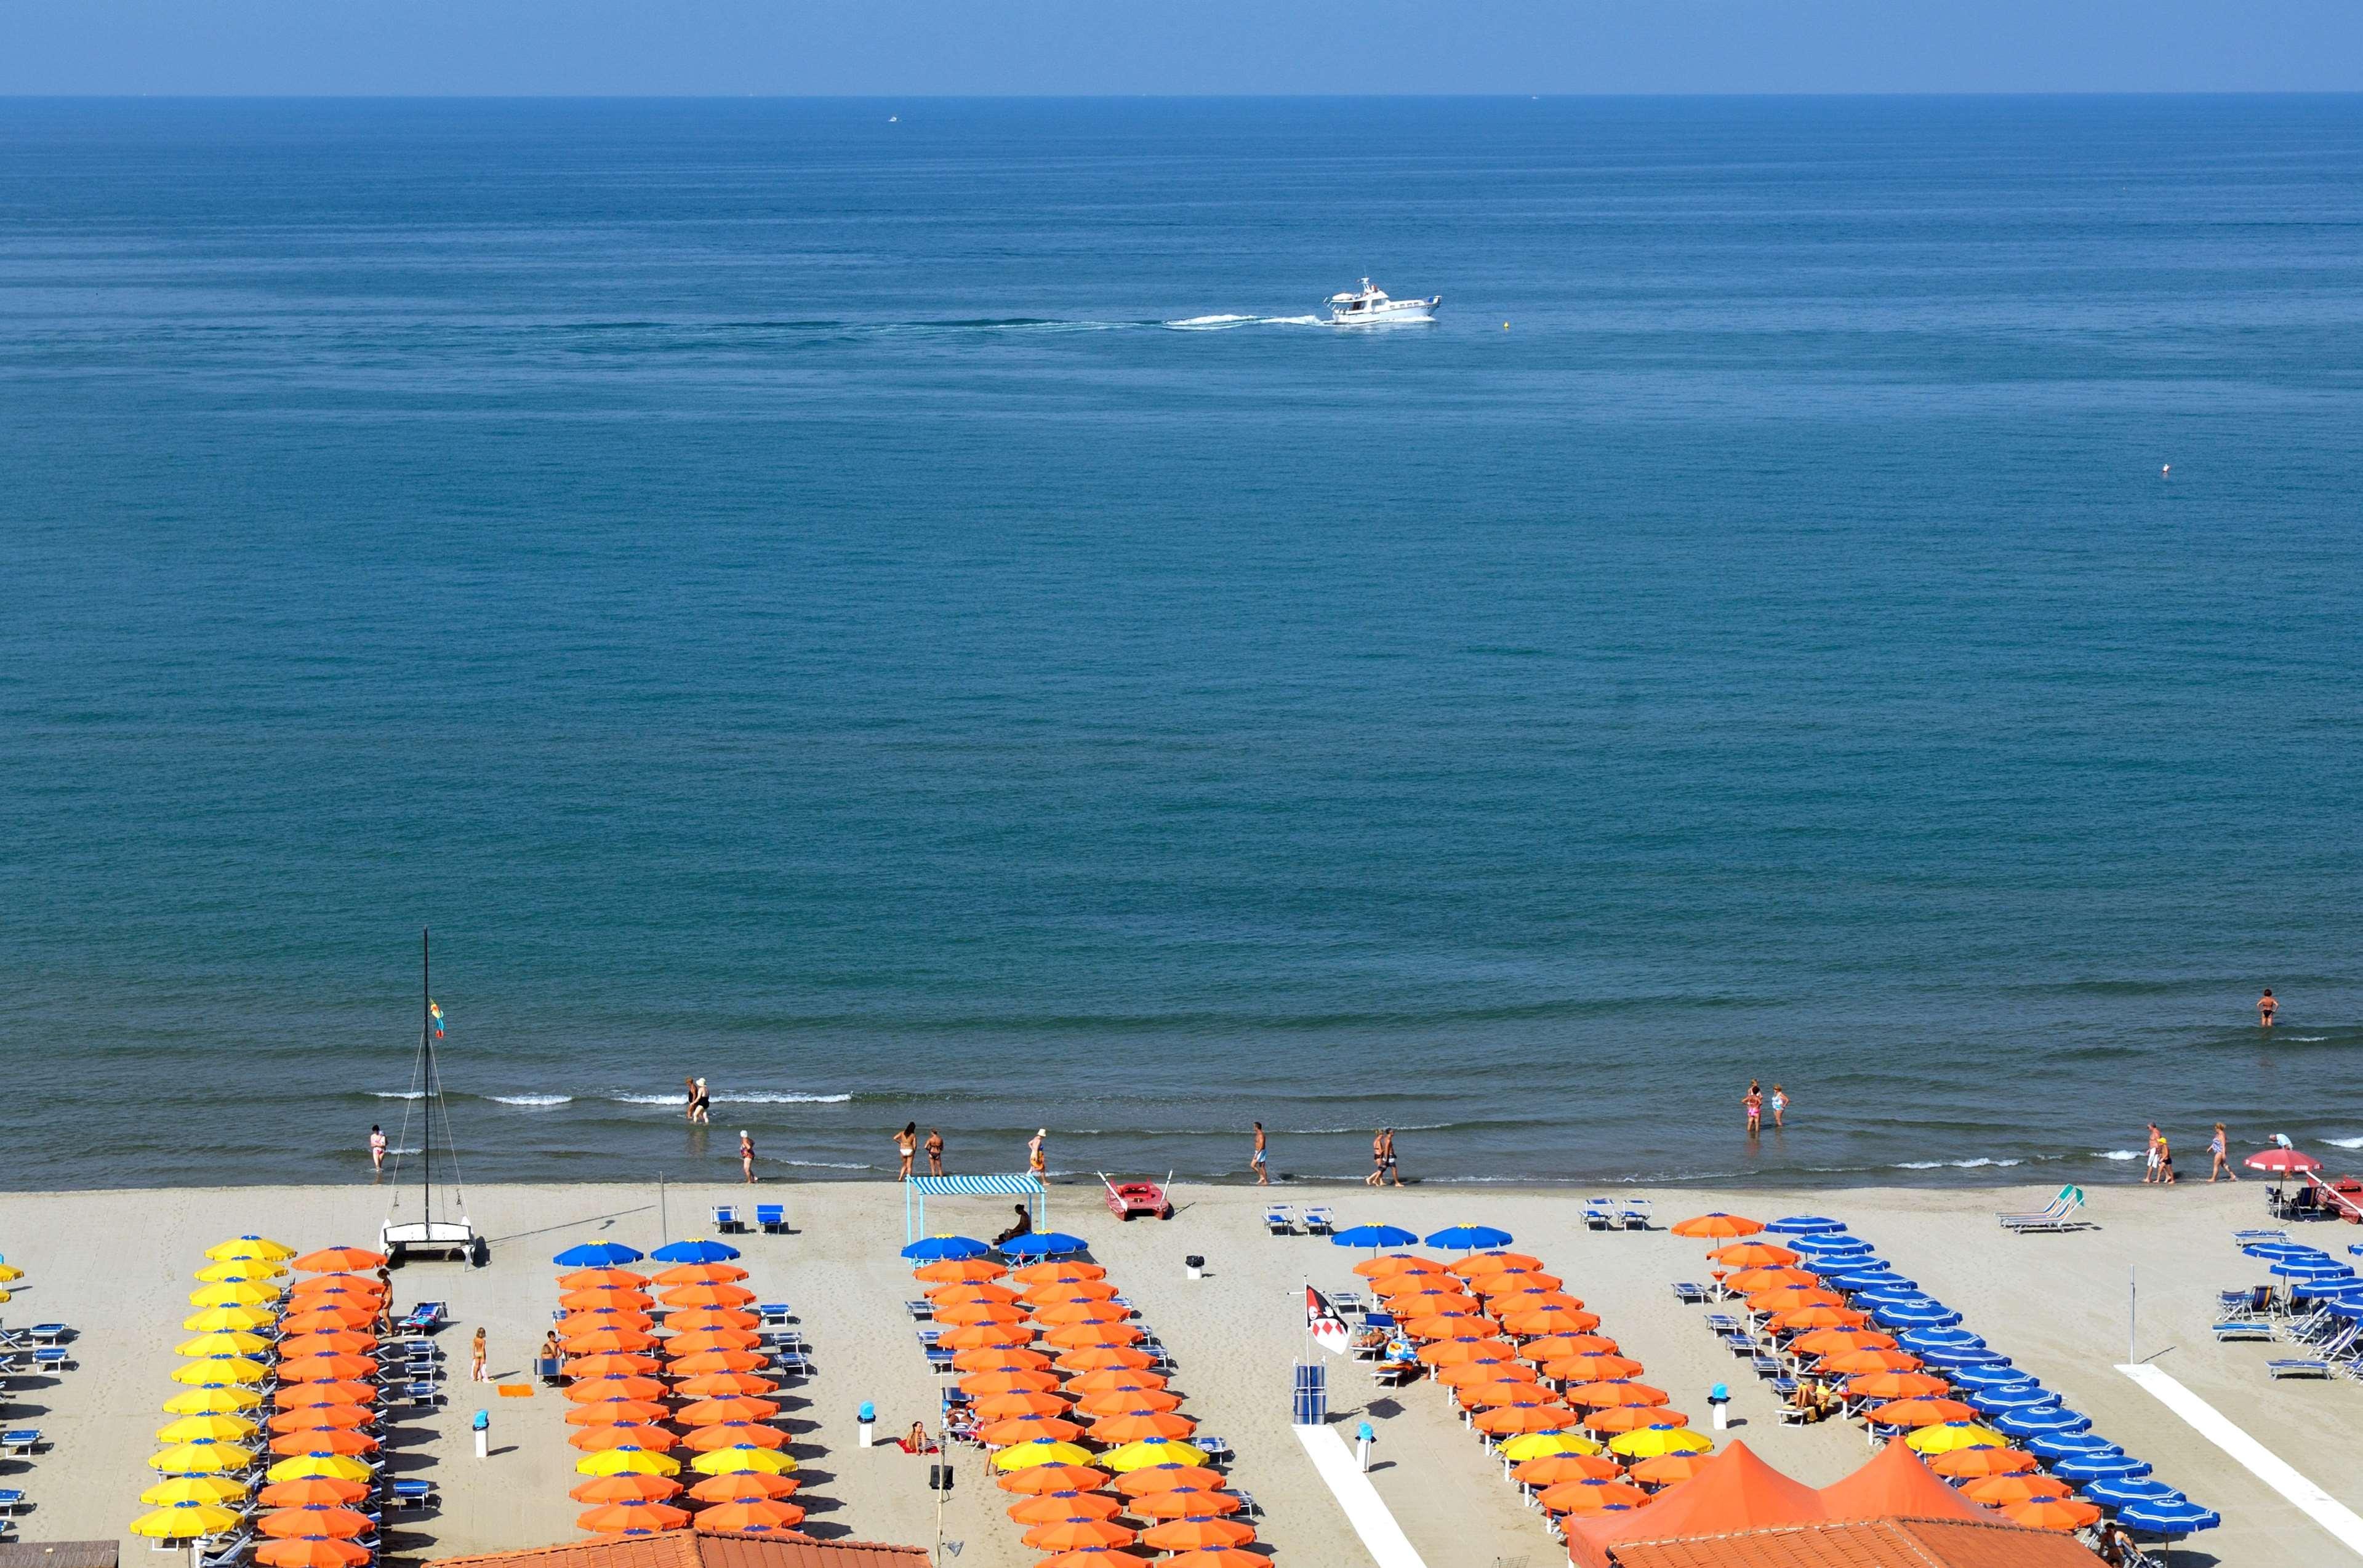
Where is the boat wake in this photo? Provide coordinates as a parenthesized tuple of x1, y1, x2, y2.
(1162, 314, 1326, 331)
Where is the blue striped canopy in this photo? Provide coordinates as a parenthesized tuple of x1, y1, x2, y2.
(909, 1174, 1045, 1197)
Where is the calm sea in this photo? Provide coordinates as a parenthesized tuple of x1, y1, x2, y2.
(4, 97, 2361, 1193)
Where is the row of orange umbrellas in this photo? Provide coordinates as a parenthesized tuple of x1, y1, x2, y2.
(266, 1246, 393, 1568)
(941, 1258, 1266, 1568)
(555, 1257, 811, 1537)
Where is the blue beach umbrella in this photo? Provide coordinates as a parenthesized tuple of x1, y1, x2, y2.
(1330, 1225, 1420, 1252)
(1424, 1225, 1514, 1252)
(2119, 1498, 2220, 1536)
(651, 1239, 742, 1264)
(2055, 1452, 2153, 1482)
(553, 1241, 644, 1267)
(1765, 1216, 1847, 1235)
(1827, 1273, 1907, 1292)
(1996, 1407, 2090, 1438)
(1968, 1386, 2055, 1415)
(2026, 1431, 2116, 1460)
(1853, 1287, 1932, 1306)
(899, 1235, 989, 1262)
(999, 1232, 1088, 1260)
(2271, 1260, 2354, 1281)
(2351, 1242, 2363, 1257)
(1916, 1347, 2007, 1371)
(1873, 1302, 1963, 1329)
(1897, 1327, 1982, 1351)
(1948, 1364, 2033, 1390)
(2083, 1478, 2180, 1509)
(2242, 1241, 2327, 1260)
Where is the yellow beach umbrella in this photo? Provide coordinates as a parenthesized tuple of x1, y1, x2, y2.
(1907, 1422, 2008, 1456)
(184, 1305, 277, 1334)
(130, 1504, 244, 1539)
(992, 1441, 1094, 1473)
(267, 1454, 374, 1483)
(1500, 1431, 1605, 1462)
(0, 1288, 12, 1304)
(140, 1476, 250, 1508)
(207, 1236, 296, 1262)
(0, 1263, 23, 1283)
(577, 1448, 682, 1478)
(164, 1386, 262, 1416)
(149, 1444, 256, 1474)
(196, 1260, 287, 1284)
(190, 1281, 281, 1308)
(1099, 1439, 1207, 1473)
(177, 1332, 272, 1359)
(1607, 1427, 1712, 1460)
(158, 1415, 260, 1445)
(172, 1357, 268, 1386)
(689, 1447, 797, 1476)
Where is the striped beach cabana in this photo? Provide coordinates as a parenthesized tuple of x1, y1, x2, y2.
(904, 1173, 1047, 1244)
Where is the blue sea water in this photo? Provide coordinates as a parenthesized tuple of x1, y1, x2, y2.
(4, 96, 2362, 1192)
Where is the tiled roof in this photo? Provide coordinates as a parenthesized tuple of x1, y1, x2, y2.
(1607, 1515, 2104, 1568)
(0, 1544, 123, 1568)
(436, 1529, 929, 1568)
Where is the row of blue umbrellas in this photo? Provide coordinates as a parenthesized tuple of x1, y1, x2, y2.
(1766, 1216, 2220, 1543)
(552, 1238, 742, 1267)
(898, 1231, 1090, 1262)
(1327, 1223, 1514, 1251)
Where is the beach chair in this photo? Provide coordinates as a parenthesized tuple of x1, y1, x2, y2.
(2218, 1286, 2272, 1316)
(2269, 1354, 2334, 1378)
(1263, 1204, 1298, 1236)
(1997, 1185, 2088, 1231)
(0, 1490, 25, 1514)
(1302, 1206, 1334, 1235)
(1195, 1434, 1234, 1467)
(1671, 1281, 1709, 1305)
(535, 1355, 564, 1386)
(2274, 1305, 2333, 1343)
(0, 1431, 39, 1456)
(401, 1380, 441, 1408)
(2213, 1318, 2274, 1342)
(1584, 1198, 1616, 1231)
(395, 1302, 446, 1334)
(1230, 1489, 1259, 1519)
(1330, 1290, 1366, 1317)
(25, 1326, 67, 1346)
(922, 1344, 954, 1375)
(29, 1348, 70, 1373)
(756, 1204, 788, 1234)
(1749, 1352, 1783, 1380)
(196, 1530, 253, 1568)
(905, 1298, 935, 1320)
(774, 1348, 816, 1377)
(2233, 1228, 2289, 1247)
(758, 1302, 793, 1326)
(1621, 1199, 1653, 1231)
(710, 1204, 744, 1234)
(387, 1475, 438, 1510)
(1363, 1310, 1396, 1332)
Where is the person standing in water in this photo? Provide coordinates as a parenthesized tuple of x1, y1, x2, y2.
(1770, 1085, 1789, 1129)
(369, 1124, 387, 1174)
(925, 1127, 945, 1176)
(2260, 990, 2277, 1028)
(739, 1129, 756, 1183)
(2209, 1122, 2239, 1183)
(1744, 1081, 1763, 1136)
(1251, 1121, 1269, 1186)
(894, 1122, 917, 1180)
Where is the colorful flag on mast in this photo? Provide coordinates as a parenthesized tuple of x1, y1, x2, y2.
(428, 1001, 444, 1038)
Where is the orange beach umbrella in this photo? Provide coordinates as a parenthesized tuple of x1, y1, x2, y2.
(1112, 1465, 1224, 1497)
(1091, 1411, 1196, 1443)
(1141, 1519, 1256, 1552)
(1130, 1489, 1243, 1519)
(254, 1538, 370, 1568)
(1525, 1334, 1621, 1361)
(914, 1258, 1007, 1284)
(977, 1417, 1087, 1447)
(1819, 1348, 1921, 1375)
(667, 1308, 761, 1333)
(941, 1323, 1036, 1351)
(563, 1376, 670, 1404)
(257, 1510, 372, 1540)
(568, 1424, 676, 1453)
(1671, 1212, 1764, 1239)
(1011, 1262, 1107, 1286)
(1587, 1406, 1688, 1434)
(1075, 1389, 1184, 1417)
(995, 1463, 1106, 1495)
(1539, 1478, 1651, 1515)
(667, 1328, 763, 1354)
(653, 1262, 750, 1286)
(661, 1282, 756, 1310)
(965, 1370, 1064, 1397)
(687, 1472, 800, 1502)
(959, 1346, 1056, 1374)
(577, 1502, 691, 1534)
(681, 1422, 789, 1453)
(1706, 1242, 1800, 1266)
(558, 1268, 650, 1290)
(291, 1249, 386, 1274)
(1928, 1446, 2039, 1479)
(566, 1400, 671, 1427)
(1724, 1267, 1818, 1292)
(569, 1474, 684, 1504)
(694, 1500, 806, 1534)
(1009, 1492, 1126, 1525)
(1352, 1254, 1444, 1279)
(676, 1372, 780, 1398)
(1846, 1371, 1951, 1401)
(937, 1301, 1031, 1327)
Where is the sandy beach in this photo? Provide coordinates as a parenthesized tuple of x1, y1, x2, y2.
(3, 1175, 2353, 1567)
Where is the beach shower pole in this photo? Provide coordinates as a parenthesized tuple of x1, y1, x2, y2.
(2128, 1266, 2137, 1365)
(659, 1172, 667, 1244)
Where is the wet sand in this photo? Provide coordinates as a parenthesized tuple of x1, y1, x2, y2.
(0, 1177, 2348, 1566)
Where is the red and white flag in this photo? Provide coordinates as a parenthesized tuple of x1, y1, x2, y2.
(1306, 1284, 1350, 1356)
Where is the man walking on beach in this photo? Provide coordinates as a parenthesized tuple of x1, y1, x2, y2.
(2143, 1122, 2163, 1184)
(1252, 1122, 1269, 1186)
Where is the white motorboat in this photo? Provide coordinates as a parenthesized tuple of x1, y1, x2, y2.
(1325, 278, 1440, 326)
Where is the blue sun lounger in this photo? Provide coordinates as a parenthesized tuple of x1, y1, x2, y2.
(1263, 1204, 1298, 1236)
(756, 1204, 788, 1234)
(0, 1432, 40, 1456)
(1301, 1206, 1334, 1235)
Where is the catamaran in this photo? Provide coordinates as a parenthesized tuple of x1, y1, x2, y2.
(380, 928, 484, 1266)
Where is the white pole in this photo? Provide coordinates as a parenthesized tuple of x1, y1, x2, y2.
(659, 1172, 668, 1244)
(2128, 1266, 2137, 1366)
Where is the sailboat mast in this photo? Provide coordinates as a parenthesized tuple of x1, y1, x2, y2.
(421, 927, 433, 1227)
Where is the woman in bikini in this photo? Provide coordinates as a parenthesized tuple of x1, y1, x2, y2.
(1366, 1130, 1386, 1187)
(895, 1122, 917, 1180)
(1744, 1081, 1763, 1136)
(925, 1127, 945, 1176)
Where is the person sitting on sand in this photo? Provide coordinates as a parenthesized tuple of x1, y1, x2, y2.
(993, 1202, 1032, 1247)
(925, 1127, 944, 1176)
(894, 1420, 935, 1454)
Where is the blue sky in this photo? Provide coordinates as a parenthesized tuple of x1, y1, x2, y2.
(7, 0, 2362, 95)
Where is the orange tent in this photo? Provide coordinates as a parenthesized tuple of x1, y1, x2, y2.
(1564, 1440, 1824, 1568)
(1818, 1439, 1995, 1523)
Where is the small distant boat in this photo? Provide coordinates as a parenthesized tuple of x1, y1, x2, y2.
(1325, 278, 1440, 327)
